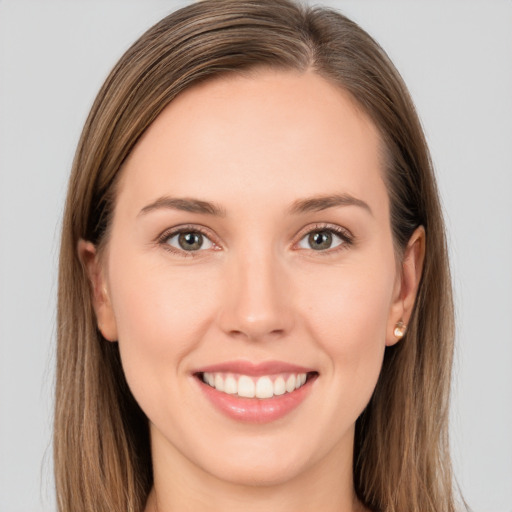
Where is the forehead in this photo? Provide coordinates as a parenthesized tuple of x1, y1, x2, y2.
(117, 69, 386, 215)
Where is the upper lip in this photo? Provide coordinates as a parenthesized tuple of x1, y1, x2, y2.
(194, 360, 316, 376)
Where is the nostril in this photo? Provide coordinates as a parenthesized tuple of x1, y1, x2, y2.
(226, 326, 287, 342)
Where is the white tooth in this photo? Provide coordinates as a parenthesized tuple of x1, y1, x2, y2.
(255, 376, 274, 398)
(238, 375, 255, 398)
(285, 374, 296, 392)
(300, 373, 307, 386)
(274, 376, 286, 396)
(205, 372, 215, 387)
(295, 374, 302, 389)
(224, 375, 237, 394)
(214, 373, 225, 392)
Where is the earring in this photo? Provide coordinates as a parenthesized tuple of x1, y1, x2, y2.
(394, 320, 406, 339)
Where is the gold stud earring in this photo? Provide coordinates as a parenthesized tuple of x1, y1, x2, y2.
(393, 320, 406, 339)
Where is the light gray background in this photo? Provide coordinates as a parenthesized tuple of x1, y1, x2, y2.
(1, 1, 511, 511)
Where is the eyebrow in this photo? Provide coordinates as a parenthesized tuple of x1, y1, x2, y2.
(138, 193, 372, 218)
(289, 193, 373, 216)
(138, 196, 227, 217)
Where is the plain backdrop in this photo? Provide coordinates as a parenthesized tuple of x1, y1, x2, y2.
(0, 1, 511, 511)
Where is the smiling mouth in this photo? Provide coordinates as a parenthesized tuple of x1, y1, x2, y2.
(197, 371, 318, 399)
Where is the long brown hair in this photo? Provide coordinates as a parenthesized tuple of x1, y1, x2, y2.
(55, 1, 456, 511)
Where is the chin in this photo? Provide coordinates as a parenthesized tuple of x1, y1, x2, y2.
(185, 429, 336, 489)
(205, 456, 306, 488)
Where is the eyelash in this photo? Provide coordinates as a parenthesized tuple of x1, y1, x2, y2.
(295, 223, 354, 255)
(156, 223, 354, 257)
(157, 224, 218, 258)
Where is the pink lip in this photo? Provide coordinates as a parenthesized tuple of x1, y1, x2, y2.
(194, 360, 315, 376)
(193, 360, 318, 424)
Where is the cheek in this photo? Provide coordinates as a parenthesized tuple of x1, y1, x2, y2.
(111, 245, 218, 329)
(300, 255, 395, 388)
(303, 255, 394, 331)
(106, 251, 220, 398)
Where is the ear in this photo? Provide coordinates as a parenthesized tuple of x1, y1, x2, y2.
(77, 239, 118, 342)
(386, 226, 425, 346)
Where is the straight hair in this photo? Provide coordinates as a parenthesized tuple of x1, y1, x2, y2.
(55, 1, 456, 511)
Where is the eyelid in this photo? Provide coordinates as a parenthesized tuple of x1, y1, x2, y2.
(156, 224, 221, 256)
(293, 223, 354, 252)
(154, 222, 354, 256)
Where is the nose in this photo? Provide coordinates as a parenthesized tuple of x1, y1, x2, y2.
(217, 249, 294, 342)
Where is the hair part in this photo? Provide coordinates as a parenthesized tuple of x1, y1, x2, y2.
(55, 1, 456, 511)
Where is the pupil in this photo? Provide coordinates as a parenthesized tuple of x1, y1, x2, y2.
(178, 232, 203, 251)
(309, 231, 332, 250)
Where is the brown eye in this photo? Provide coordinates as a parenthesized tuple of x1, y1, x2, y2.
(165, 230, 214, 252)
(178, 232, 203, 251)
(297, 228, 346, 251)
(308, 231, 333, 250)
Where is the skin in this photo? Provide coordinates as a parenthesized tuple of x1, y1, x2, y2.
(80, 69, 424, 512)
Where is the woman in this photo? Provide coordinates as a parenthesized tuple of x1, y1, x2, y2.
(55, 1, 457, 511)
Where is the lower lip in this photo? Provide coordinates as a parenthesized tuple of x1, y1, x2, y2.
(196, 375, 316, 423)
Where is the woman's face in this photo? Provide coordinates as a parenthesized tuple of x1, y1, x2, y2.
(86, 69, 422, 488)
